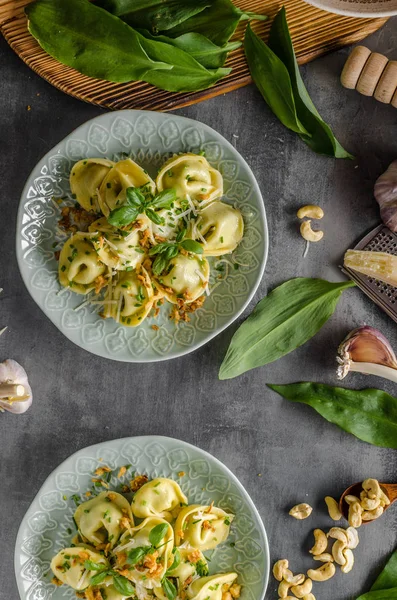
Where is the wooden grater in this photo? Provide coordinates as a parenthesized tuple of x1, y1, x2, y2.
(341, 225, 397, 324)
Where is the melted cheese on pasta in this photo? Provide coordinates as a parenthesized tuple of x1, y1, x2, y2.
(58, 233, 107, 294)
(70, 158, 115, 212)
(98, 159, 155, 217)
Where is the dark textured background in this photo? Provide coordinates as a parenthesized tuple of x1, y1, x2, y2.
(1, 19, 397, 600)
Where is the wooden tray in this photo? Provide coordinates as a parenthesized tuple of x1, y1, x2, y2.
(0, 0, 387, 111)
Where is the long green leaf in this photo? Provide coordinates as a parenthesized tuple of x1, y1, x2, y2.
(139, 31, 241, 68)
(357, 589, 397, 600)
(219, 278, 355, 380)
(244, 25, 309, 136)
(268, 383, 397, 449)
(371, 550, 397, 592)
(165, 0, 267, 46)
(96, 0, 211, 32)
(267, 8, 353, 158)
(25, 0, 171, 83)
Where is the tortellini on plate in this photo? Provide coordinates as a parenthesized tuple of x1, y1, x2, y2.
(174, 504, 234, 551)
(191, 201, 244, 256)
(58, 233, 107, 294)
(74, 491, 134, 549)
(99, 159, 156, 216)
(50, 546, 109, 590)
(103, 267, 154, 327)
(87, 575, 136, 600)
(88, 217, 147, 270)
(70, 158, 115, 212)
(154, 254, 210, 304)
(131, 477, 188, 521)
(156, 154, 223, 206)
(150, 201, 184, 241)
(187, 573, 238, 600)
(115, 517, 174, 588)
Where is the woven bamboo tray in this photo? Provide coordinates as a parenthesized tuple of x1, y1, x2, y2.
(0, 0, 388, 111)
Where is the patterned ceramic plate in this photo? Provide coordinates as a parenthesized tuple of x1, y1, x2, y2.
(15, 436, 269, 600)
(16, 111, 268, 362)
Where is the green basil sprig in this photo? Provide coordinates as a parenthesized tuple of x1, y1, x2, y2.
(149, 238, 203, 276)
(162, 577, 177, 600)
(113, 573, 136, 595)
(84, 560, 106, 571)
(108, 187, 177, 228)
(244, 8, 353, 158)
(90, 569, 111, 585)
(268, 383, 397, 449)
(166, 548, 181, 574)
(219, 278, 355, 380)
(149, 523, 170, 546)
(126, 546, 152, 566)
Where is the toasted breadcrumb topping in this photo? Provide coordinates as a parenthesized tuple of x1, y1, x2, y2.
(130, 474, 148, 492)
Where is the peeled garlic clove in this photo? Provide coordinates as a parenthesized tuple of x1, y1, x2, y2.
(0, 360, 32, 414)
(374, 160, 397, 232)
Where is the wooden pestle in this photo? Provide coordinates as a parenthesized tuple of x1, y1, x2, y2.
(341, 46, 397, 108)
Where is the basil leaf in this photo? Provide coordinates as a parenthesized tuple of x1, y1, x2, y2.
(244, 25, 308, 136)
(149, 243, 174, 256)
(371, 550, 397, 591)
(127, 546, 151, 566)
(113, 573, 136, 595)
(166, 549, 181, 573)
(165, 0, 267, 46)
(146, 208, 165, 225)
(25, 0, 172, 83)
(162, 577, 177, 600)
(108, 206, 139, 227)
(90, 570, 111, 585)
(268, 383, 397, 449)
(150, 188, 177, 209)
(164, 246, 179, 260)
(219, 278, 355, 380)
(357, 589, 397, 600)
(179, 239, 203, 254)
(84, 560, 105, 571)
(126, 186, 145, 208)
(96, 0, 211, 33)
(268, 8, 353, 159)
(149, 523, 169, 546)
(176, 227, 187, 243)
(152, 255, 168, 276)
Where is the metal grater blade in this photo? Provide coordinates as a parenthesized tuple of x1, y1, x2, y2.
(341, 224, 397, 324)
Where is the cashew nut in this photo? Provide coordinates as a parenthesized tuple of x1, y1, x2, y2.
(348, 502, 362, 528)
(328, 527, 349, 544)
(346, 527, 359, 550)
(297, 205, 324, 220)
(307, 562, 336, 582)
(362, 478, 381, 499)
(309, 529, 328, 555)
(291, 578, 313, 598)
(361, 495, 380, 510)
(300, 220, 323, 242)
(344, 495, 360, 505)
(289, 503, 313, 520)
(362, 506, 384, 521)
(332, 540, 347, 566)
(278, 597, 297, 600)
(273, 560, 289, 582)
(302, 595, 316, 600)
(313, 553, 334, 563)
(324, 496, 342, 521)
(283, 571, 305, 586)
(278, 580, 291, 598)
(341, 548, 354, 574)
(379, 489, 391, 506)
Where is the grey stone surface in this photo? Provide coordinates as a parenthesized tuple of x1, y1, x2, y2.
(1, 19, 397, 600)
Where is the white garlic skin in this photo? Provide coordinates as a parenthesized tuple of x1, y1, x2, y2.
(374, 160, 397, 232)
(0, 359, 32, 414)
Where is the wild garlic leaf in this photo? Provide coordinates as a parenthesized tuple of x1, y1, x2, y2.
(355, 588, 397, 600)
(25, 0, 172, 83)
(112, 573, 136, 595)
(268, 383, 397, 449)
(149, 523, 170, 546)
(268, 8, 353, 159)
(219, 278, 355, 380)
(371, 550, 397, 591)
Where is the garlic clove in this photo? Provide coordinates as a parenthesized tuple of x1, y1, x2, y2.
(0, 360, 32, 414)
(374, 160, 397, 232)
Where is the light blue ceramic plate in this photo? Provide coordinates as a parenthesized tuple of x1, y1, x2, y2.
(16, 111, 268, 362)
(15, 436, 269, 600)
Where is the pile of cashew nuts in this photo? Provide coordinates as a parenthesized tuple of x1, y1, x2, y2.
(273, 479, 387, 600)
(297, 205, 324, 243)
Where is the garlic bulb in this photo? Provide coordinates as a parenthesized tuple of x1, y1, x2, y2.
(337, 325, 397, 383)
(0, 360, 32, 414)
(374, 160, 397, 232)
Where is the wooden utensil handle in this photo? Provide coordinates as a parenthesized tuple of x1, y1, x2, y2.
(382, 483, 397, 502)
(341, 46, 397, 108)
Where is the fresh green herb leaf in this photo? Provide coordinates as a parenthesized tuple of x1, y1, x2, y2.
(90, 569, 111, 585)
(371, 550, 397, 591)
(126, 186, 145, 208)
(268, 382, 397, 449)
(152, 255, 168, 276)
(84, 560, 105, 571)
(162, 577, 177, 600)
(179, 239, 203, 254)
(146, 208, 165, 225)
(166, 548, 181, 573)
(127, 546, 151, 566)
(176, 227, 187, 243)
(149, 523, 169, 547)
(112, 573, 136, 595)
(196, 560, 209, 576)
(219, 278, 355, 379)
(356, 589, 397, 600)
(150, 188, 177, 209)
(149, 242, 174, 256)
(108, 206, 139, 227)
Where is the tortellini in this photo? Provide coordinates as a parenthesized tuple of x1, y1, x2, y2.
(150, 201, 184, 241)
(154, 254, 210, 304)
(115, 517, 174, 588)
(74, 491, 134, 549)
(174, 504, 234, 551)
(156, 154, 223, 205)
(192, 202, 244, 256)
(131, 477, 188, 521)
(187, 573, 238, 600)
(70, 158, 115, 212)
(88, 217, 147, 270)
(58, 233, 107, 294)
(51, 546, 109, 590)
(89, 576, 136, 600)
(103, 268, 154, 327)
(99, 159, 156, 216)
(169, 546, 208, 590)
